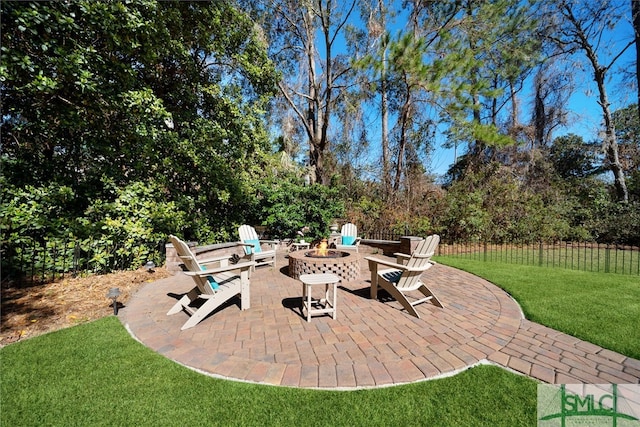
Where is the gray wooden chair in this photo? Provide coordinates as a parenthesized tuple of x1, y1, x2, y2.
(335, 222, 361, 252)
(167, 235, 254, 330)
(365, 235, 443, 318)
(238, 225, 277, 270)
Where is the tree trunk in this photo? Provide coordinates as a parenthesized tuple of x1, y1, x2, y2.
(597, 70, 629, 202)
(380, 41, 391, 198)
(533, 75, 546, 149)
(393, 78, 411, 192)
(633, 0, 640, 123)
(305, 8, 323, 185)
(561, 1, 629, 202)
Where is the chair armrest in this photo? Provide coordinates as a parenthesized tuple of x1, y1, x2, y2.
(186, 261, 256, 276)
(365, 256, 434, 272)
(365, 256, 408, 271)
(413, 251, 435, 259)
(394, 252, 434, 260)
(393, 252, 411, 265)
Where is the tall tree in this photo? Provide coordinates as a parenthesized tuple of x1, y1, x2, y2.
(633, 0, 640, 122)
(262, 0, 357, 185)
(530, 61, 573, 149)
(543, 0, 633, 202)
(386, 32, 435, 192)
(419, 0, 541, 174)
(354, 1, 454, 198)
(358, 0, 394, 197)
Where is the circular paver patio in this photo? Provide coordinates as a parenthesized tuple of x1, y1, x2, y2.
(121, 252, 640, 389)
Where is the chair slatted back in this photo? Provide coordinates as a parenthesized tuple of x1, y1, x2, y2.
(238, 225, 258, 242)
(397, 235, 440, 290)
(238, 225, 260, 255)
(169, 235, 211, 294)
(341, 223, 357, 238)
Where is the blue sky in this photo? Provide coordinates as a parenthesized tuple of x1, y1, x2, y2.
(281, 1, 637, 180)
(430, 13, 636, 178)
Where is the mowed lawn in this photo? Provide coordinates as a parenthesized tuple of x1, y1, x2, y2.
(3, 261, 638, 426)
(435, 257, 640, 360)
(1, 316, 537, 426)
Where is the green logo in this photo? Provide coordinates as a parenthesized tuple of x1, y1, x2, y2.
(538, 384, 640, 426)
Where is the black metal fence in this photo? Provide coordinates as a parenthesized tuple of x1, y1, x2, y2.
(363, 230, 639, 276)
(361, 229, 411, 241)
(3, 235, 639, 286)
(438, 241, 640, 276)
(1, 238, 167, 286)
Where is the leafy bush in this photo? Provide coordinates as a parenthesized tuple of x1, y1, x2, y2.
(81, 180, 187, 269)
(586, 199, 640, 245)
(258, 181, 345, 241)
(0, 179, 77, 242)
(1, 179, 186, 282)
(435, 164, 578, 243)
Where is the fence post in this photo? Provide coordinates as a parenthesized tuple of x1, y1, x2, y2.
(604, 244, 611, 274)
(538, 241, 544, 267)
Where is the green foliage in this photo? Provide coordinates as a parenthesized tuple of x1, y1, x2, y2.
(1, 179, 184, 279)
(345, 196, 384, 236)
(434, 0, 540, 158)
(550, 134, 601, 179)
(390, 216, 432, 238)
(1, 1, 279, 278)
(437, 164, 576, 243)
(0, 178, 77, 243)
(585, 199, 640, 245)
(82, 180, 187, 268)
(1, 179, 78, 279)
(258, 181, 345, 241)
(2, 0, 636, 282)
(470, 122, 515, 148)
(438, 186, 489, 241)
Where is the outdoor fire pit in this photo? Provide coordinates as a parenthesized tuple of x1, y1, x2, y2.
(288, 240, 360, 282)
(304, 249, 346, 259)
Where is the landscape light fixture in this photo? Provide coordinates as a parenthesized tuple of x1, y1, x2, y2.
(144, 261, 156, 273)
(107, 288, 121, 315)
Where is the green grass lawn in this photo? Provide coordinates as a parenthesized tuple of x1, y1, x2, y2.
(435, 257, 640, 360)
(1, 316, 537, 426)
(3, 261, 638, 426)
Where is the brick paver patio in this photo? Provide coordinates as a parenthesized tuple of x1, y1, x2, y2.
(121, 252, 640, 389)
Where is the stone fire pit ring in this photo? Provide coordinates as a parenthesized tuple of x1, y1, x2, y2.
(288, 249, 360, 283)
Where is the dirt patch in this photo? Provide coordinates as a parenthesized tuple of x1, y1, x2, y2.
(0, 268, 173, 347)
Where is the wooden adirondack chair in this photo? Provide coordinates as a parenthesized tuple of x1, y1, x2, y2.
(365, 235, 443, 318)
(167, 235, 254, 330)
(335, 223, 361, 252)
(238, 225, 277, 270)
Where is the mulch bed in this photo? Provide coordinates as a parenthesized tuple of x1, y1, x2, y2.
(0, 267, 173, 347)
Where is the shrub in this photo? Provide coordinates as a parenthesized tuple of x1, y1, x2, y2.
(1, 179, 187, 282)
(259, 181, 345, 241)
